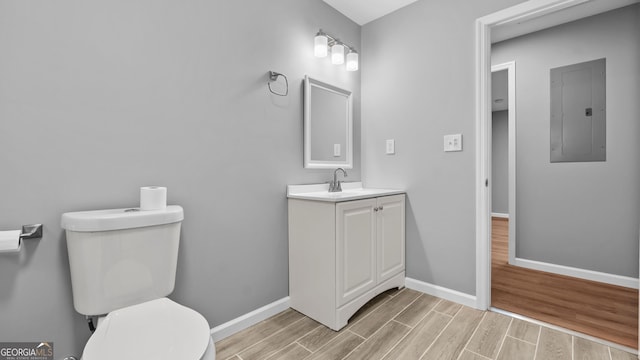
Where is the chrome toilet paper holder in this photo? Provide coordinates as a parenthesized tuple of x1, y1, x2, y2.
(20, 224, 43, 240)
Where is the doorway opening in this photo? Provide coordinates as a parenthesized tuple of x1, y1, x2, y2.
(476, 0, 640, 350)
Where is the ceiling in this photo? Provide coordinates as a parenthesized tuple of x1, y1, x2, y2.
(322, 0, 419, 25)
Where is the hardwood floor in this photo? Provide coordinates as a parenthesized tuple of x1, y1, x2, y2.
(215, 288, 637, 359)
(491, 217, 639, 349)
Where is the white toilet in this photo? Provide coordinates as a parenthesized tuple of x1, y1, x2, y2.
(61, 205, 216, 360)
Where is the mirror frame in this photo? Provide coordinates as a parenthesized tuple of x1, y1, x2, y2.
(304, 75, 353, 169)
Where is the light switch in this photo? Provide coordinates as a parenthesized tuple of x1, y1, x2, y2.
(386, 139, 395, 155)
(444, 134, 462, 152)
(333, 144, 341, 157)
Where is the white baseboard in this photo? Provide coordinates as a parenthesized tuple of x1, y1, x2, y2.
(405, 277, 478, 309)
(491, 212, 509, 219)
(210, 279, 480, 342)
(210, 297, 291, 342)
(512, 257, 639, 289)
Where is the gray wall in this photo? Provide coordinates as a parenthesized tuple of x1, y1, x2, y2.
(361, 0, 525, 295)
(492, 111, 509, 215)
(0, 0, 360, 357)
(492, 5, 640, 277)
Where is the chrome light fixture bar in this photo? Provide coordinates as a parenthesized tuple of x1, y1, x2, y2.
(314, 29, 358, 72)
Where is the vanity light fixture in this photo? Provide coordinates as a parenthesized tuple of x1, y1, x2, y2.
(331, 43, 345, 65)
(314, 29, 358, 71)
(346, 49, 358, 71)
(314, 30, 328, 57)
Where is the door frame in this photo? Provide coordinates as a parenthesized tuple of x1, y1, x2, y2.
(491, 61, 517, 266)
(473, 0, 611, 310)
(489, 61, 516, 264)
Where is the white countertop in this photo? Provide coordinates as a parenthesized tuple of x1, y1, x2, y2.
(287, 182, 404, 202)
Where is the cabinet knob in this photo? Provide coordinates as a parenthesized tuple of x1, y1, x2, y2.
(379, 205, 384, 211)
(374, 207, 379, 212)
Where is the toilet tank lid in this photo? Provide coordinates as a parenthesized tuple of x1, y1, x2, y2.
(61, 205, 184, 232)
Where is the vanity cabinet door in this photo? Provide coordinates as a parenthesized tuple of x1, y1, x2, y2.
(336, 198, 377, 307)
(376, 194, 406, 283)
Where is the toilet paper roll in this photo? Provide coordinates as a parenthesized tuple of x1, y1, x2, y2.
(140, 186, 167, 211)
(0, 230, 22, 253)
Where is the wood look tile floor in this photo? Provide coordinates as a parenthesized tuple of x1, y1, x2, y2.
(215, 288, 637, 360)
(491, 217, 639, 349)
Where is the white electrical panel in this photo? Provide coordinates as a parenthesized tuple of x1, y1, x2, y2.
(444, 134, 462, 152)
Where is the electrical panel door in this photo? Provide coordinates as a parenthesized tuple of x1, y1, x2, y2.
(550, 58, 606, 162)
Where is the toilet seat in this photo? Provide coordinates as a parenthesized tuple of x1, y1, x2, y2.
(82, 298, 211, 360)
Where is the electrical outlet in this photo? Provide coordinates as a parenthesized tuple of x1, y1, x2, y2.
(444, 134, 462, 152)
(386, 139, 395, 154)
(333, 143, 341, 157)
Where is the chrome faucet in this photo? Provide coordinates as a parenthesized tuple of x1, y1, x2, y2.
(329, 168, 348, 192)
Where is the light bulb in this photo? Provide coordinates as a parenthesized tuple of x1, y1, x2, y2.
(346, 51, 359, 71)
(314, 34, 328, 57)
(331, 44, 344, 65)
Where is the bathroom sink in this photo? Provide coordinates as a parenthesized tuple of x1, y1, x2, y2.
(287, 182, 404, 202)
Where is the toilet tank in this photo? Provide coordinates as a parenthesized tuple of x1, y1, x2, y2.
(61, 206, 184, 316)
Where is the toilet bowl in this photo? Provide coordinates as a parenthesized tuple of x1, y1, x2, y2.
(82, 298, 215, 360)
(61, 205, 215, 360)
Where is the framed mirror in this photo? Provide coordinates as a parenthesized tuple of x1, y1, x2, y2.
(304, 76, 353, 169)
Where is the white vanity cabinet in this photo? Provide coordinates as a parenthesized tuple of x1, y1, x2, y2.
(288, 188, 405, 331)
